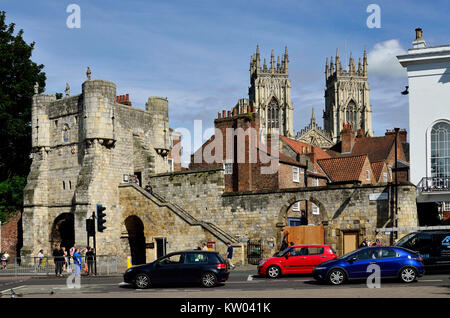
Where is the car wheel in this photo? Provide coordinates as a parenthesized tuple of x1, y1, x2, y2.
(328, 268, 346, 285)
(399, 267, 417, 283)
(267, 265, 281, 279)
(134, 273, 151, 289)
(201, 272, 217, 288)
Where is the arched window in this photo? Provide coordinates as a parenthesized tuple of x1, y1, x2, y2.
(430, 121, 450, 178)
(267, 98, 279, 129)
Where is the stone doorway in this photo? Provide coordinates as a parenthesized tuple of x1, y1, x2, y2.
(342, 231, 359, 255)
(51, 213, 75, 250)
(124, 215, 146, 265)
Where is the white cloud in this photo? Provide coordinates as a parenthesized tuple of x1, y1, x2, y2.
(368, 39, 407, 78)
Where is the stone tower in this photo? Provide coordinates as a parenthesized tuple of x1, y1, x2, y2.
(248, 46, 294, 137)
(323, 49, 373, 143)
(22, 75, 172, 259)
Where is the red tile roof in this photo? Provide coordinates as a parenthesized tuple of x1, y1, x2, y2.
(257, 147, 306, 167)
(350, 135, 396, 162)
(371, 161, 386, 182)
(317, 154, 369, 183)
(280, 136, 331, 160)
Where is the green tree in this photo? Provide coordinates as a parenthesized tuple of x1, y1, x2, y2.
(0, 11, 46, 220)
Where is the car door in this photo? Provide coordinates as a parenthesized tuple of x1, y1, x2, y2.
(182, 252, 209, 283)
(302, 246, 326, 272)
(151, 252, 184, 284)
(375, 248, 401, 277)
(282, 247, 309, 274)
(345, 249, 378, 279)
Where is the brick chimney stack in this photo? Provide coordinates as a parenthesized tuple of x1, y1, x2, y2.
(341, 123, 355, 153)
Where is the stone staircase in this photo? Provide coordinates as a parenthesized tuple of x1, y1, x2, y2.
(124, 183, 239, 245)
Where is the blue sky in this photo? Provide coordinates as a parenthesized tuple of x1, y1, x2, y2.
(3, 0, 450, 149)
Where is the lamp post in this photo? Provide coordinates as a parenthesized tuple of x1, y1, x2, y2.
(394, 127, 400, 242)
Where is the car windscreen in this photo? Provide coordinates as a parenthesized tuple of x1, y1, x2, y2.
(336, 249, 359, 260)
(276, 247, 291, 257)
(395, 233, 416, 247)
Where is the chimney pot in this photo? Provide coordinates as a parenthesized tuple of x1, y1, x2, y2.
(415, 28, 423, 40)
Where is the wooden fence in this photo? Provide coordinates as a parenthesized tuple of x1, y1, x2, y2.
(283, 225, 324, 245)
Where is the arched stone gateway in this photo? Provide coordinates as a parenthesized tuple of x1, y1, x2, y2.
(276, 196, 329, 250)
(124, 215, 146, 265)
(50, 213, 75, 250)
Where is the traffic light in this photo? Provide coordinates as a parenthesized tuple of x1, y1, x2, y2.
(96, 203, 107, 232)
(86, 219, 95, 236)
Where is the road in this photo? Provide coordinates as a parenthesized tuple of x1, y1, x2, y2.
(1, 269, 449, 298)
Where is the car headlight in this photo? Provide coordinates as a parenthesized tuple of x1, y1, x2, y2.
(258, 259, 267, 266)
(125, 268, 133, 273)
(314, 267, 327, 271)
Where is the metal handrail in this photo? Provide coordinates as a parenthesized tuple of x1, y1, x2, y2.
(417, 176, 449, 192)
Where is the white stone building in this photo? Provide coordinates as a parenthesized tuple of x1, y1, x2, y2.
(397, 28, 450, 215)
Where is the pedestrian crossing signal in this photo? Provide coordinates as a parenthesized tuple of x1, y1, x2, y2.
(96, 203, 107, 232)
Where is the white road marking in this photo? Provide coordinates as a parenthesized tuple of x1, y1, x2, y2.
(247, 275, 254, 281)
(1, 285, 25, 294)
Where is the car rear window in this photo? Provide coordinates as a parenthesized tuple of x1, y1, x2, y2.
(185, 252, 208, 264)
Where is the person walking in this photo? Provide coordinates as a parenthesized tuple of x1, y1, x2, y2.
(69, 244, 76, 265)
(359, 238, 369, 248)
(226, 242, 235, 270)
(85, 247, 95, 276)
(63, 247, 69, 272)
(36, 249, 44, 270)
(145, 181, 153, 194)
(52, 245, 64, 277)
(373, 239, 382, 246)
(73, 248, 82, 278)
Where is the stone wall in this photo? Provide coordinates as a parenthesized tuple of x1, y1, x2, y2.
(151, 169, 418, 258)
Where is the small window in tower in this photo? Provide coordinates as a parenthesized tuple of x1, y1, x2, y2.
(366, 170, 370, 180)
(63, 181, 66, 190)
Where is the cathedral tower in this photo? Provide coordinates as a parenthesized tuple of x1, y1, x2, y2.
(323, 49, 373, 143)
(248, 46, 294, 137)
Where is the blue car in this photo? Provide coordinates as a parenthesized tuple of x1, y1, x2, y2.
(312, 246, 424, 285)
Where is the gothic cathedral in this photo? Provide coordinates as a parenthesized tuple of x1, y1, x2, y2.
(248, 46, 294, 138)
(323, 49, 373, 143)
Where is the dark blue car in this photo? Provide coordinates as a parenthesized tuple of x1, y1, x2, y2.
(123, 250, 229, 289)
(312, 246, 424, 285)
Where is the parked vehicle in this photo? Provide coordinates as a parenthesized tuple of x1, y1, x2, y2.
(257, 244, 337, 278)
(312, 246, 424, 285)
(123, 250, 229, 288)
(394, 230, 450, 270)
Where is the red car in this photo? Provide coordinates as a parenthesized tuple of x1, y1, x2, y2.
(258, 244, 337, 278)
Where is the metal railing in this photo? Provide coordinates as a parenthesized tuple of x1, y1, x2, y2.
(0, 255, 118, 276)
(417, 176, 449, 192)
